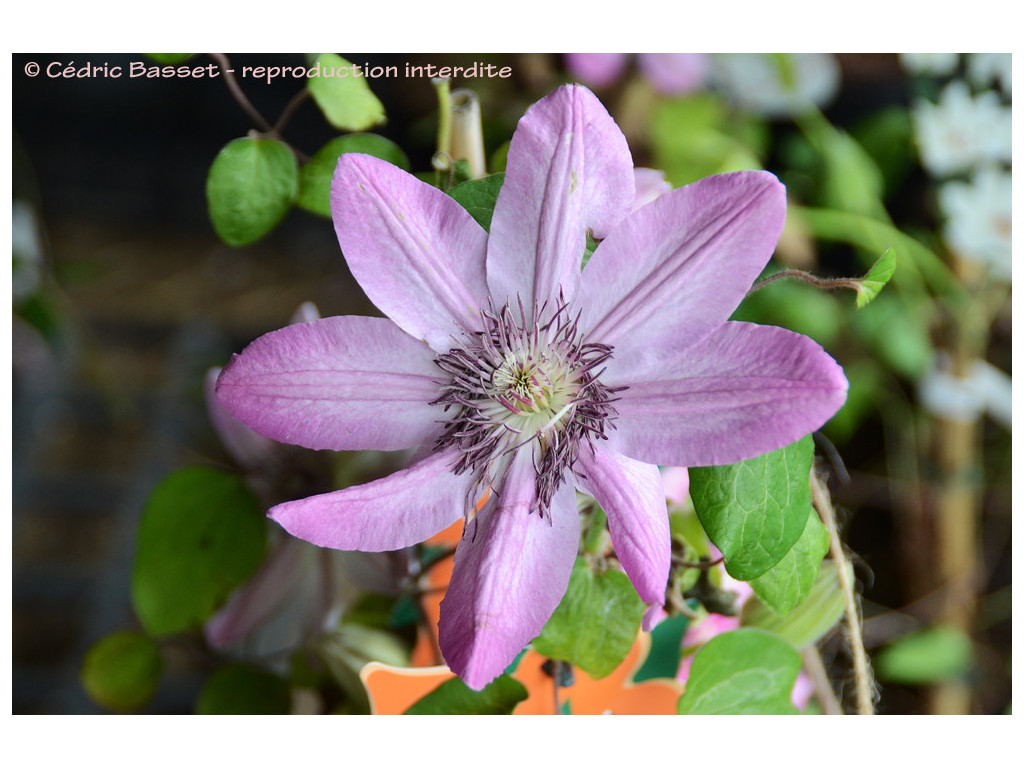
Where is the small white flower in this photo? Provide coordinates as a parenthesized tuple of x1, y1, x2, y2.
(938, 165, 1012, 281)
(919, 351, 1011, 429)
(709, 53, 841, 118)
(912, 81, 1012, 176)
(900, 52, 960, 77)
(967, 52, 1012, 96)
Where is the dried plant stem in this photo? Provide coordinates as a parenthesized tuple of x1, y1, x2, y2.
(930, 416, 978, 714)
(801, 646, 843, 715)
(929, 259, 987, 715)
(810, 471, 874, 715)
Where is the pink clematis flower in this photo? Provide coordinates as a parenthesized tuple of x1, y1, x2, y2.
(565, 53, 708, 96)
(216, 85, 847, 690)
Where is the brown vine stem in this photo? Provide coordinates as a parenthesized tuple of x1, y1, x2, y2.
(747, 268, 864, 297)
(208, 52, 274, 133)
(273, 88, 310, 135)
(810, 469, 875, 715)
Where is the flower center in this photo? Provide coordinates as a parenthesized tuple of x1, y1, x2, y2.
(432, 300, 621, 517)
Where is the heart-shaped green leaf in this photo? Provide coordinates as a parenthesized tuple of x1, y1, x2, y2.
(131, 467, 267, 636)
(690, 436, 813, 580)
(532, 557, 645, 679)
(206, 137, 298, 246)
(678, 628, 801, 715)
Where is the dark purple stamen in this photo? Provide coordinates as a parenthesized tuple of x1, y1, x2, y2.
(431, 298, 623, 516)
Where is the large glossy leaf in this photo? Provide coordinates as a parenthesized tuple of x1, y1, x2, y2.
(690, 436, 813, 580)
(206, 137, 298, 246)
(131, 466, 267, 636)
(80, 631, 162, 712)
(307, 53, 386, 132)
(532, 557, 645, 679)
(677, 628, 801, 715)
(749, 508, 830, 616)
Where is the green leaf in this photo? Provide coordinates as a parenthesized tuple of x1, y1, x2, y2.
(670, 510, 712, 558)
(874, 625, 973, 685)
(145, 53, 193, 65)
(850, 293, 934, 380)
(581, 232, 599, 269)
(489, 140, 510, 173)
(195, 665, 291, 714)
(690, 436, 814, 580)
(818, 124, 887, 218)
(748, 508, 830, 616)
(651, 95, 765, 188)
(446, 173, 505, 232)
(851, 106, 915, 201)
(206, 137, 298, 246)
(797, 205, 964, 300)
(633, 614, 690, 682)
(131, 466, 267, 636)
(742, 562, 847, 649)
(307, 53, 386, 132)
(532, 557, 645, 679)
(80, 631, 162, 712)
(856, 247, 897, 308)
(296, 134, 411, 217)
(343, 592, 403, 629)
(678, 628, 801, 714)
(404, 674, 528, 715)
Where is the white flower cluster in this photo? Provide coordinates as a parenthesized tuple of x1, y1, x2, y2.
(912, 81, 1011, 176)
(904, 53, 1012, 282)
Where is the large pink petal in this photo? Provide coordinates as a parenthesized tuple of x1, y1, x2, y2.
(486, 85, 634, 316)
(216, 315, 439, 452)
(576, 445, 670, 630)
(331, 153, 489, 351)
(268, 450, 470, 551)
(607, 322, 847, 467)
(437, 453, 580, 690)
(578, 171, 786, 375)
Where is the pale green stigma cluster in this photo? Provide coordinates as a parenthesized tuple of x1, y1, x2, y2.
(432, 300, 621, 515)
